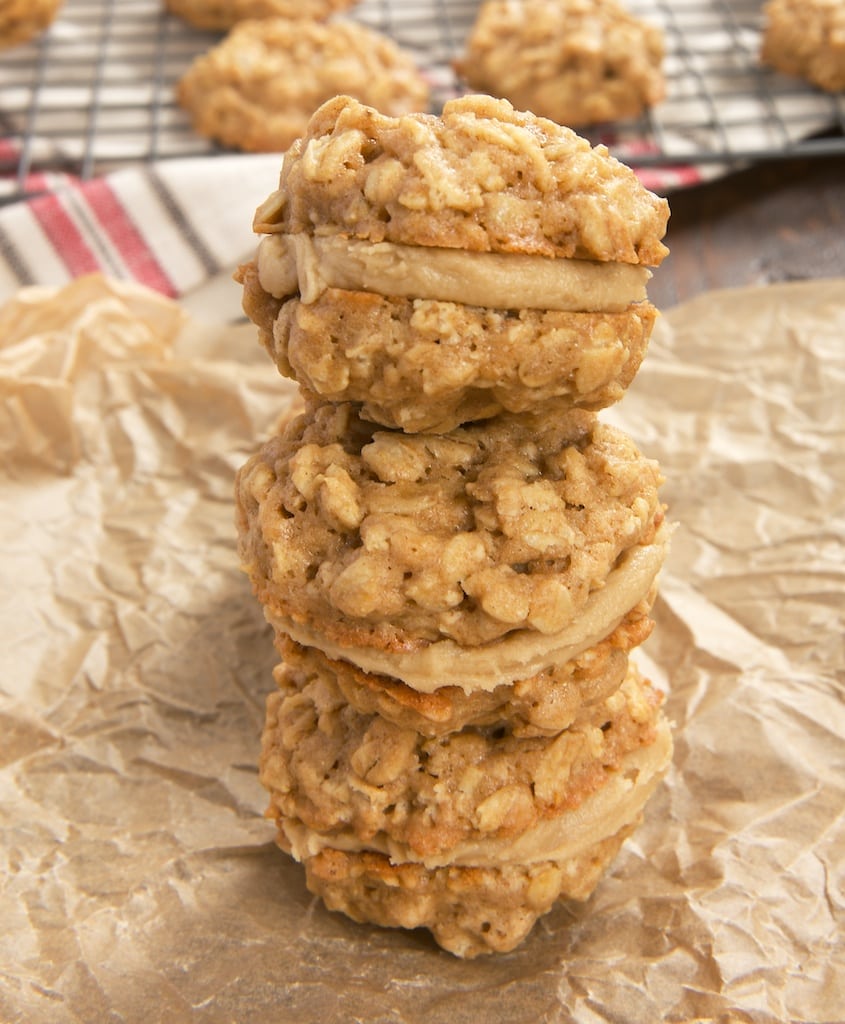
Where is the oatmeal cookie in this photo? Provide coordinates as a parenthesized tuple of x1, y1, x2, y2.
(455, 0, 665, 127)
(235, 402, 667, 689)
(272, 592, 652, 738)
(0, 0, 62, 48)
(253, 93, 669, 264)
(176, 20, 430, 153)
(298, 827, 636, 957)
(761, 0, 845, 93)
(260, 657, 665, 860)
(238, 261, 657, 432)
(240, 94, 667, 429)
(270, 709, 672, 956)
(164, 0, 358, 31)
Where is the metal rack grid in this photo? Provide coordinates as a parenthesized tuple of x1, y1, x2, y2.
(1, 0, 843, 203)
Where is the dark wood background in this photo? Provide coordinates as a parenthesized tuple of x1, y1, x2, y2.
(648, 154, 845, 310)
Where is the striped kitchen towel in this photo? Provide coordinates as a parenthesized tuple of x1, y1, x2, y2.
(0, 153, 282, 308)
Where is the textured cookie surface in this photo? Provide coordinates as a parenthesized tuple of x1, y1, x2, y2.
(271, 705, 672, 956)
(177, 20, 429, 153)
(456, 0, 665, 126)
(254, 94, 669, 264)
(272, 592, 652, 738)
(297, 827, 635, 957)
(235, 402, 665, 653)
(0, 0, 62, 48)
(239, 262, 657, 432)
(761, 0, 845, 92)
(260, 658, 664, 860)
(165, 0, 357, 30)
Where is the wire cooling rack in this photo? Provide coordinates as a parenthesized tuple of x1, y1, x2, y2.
(1, 0, 844, 202)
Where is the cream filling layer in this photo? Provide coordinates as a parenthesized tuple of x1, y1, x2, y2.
(256, 233, 650, 313)
(270, 524, 670, 696)
(280, 716, 672, 870)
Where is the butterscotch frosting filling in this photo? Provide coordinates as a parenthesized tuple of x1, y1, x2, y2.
(256, 233, 651, 312)
(278, 716, 672, 869)
(269, 524, 671, 695)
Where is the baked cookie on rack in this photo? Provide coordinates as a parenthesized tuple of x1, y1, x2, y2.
(240, 93, 668, 430)
(164, 0, 358, 31)
(0, 0, 62, 49)
(455, 0, 665, 126)
(761, 0, 845, 93)
(176, 19, 429, 152)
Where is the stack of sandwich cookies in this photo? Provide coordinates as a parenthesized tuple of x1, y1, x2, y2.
(235, 94, 672, 957)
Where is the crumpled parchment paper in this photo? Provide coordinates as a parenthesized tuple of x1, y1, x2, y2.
(0, 274, 842, 1024)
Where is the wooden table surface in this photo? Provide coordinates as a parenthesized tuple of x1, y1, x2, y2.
(648, 154, 845, 311)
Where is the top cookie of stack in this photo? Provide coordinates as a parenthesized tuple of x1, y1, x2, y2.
(239, 93, 668, 433)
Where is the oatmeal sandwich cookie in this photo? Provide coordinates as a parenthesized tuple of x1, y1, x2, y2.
(264, 663, 673, 958)
(298, 824, 638, 958)
(176, 20, 429, 153)
(271, 590, 654, 739)
(165, 0, 358, 31)
(761, 0, 845, 93)
(240, 262, 657, 432)
(261, 656, 666, 862)
(239, 93, 668, 429)
(455, 0, 666, 127)
(235, 401, 669, 696)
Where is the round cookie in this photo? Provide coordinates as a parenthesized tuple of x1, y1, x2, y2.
(260, 657, 665, 861)
(255, 93, 669, 263)
(295, 825, 636, 958)
(0, 0, 62, 49)
(272, 704, 672, 957)
(272, 592, 653, 739)
(235, 402, 668, 691)
(176, 20, 430, 153)
(761, 0, 845, 93)
(454, 0, 666, 126)
(242, 94, 668, 427)
(239, 261, 657, 432)
(164, 0, 358, 31)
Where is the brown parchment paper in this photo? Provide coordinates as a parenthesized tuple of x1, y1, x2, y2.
(0, 274, 842, 1024)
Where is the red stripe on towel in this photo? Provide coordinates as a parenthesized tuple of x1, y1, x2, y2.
(84, 178, 177, 297)
(30, 192, 100, 277)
